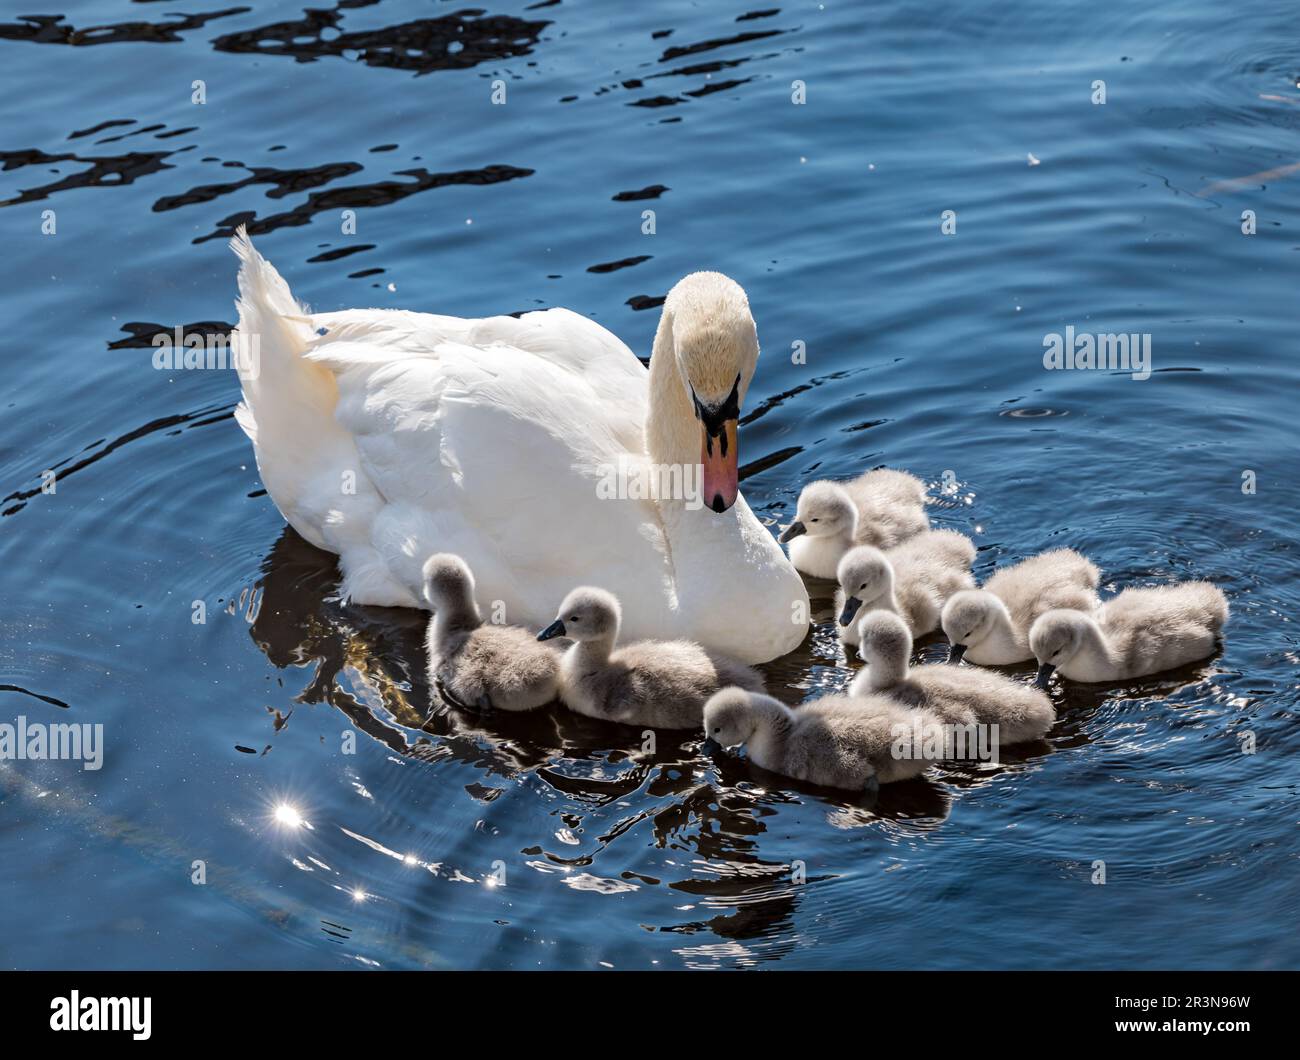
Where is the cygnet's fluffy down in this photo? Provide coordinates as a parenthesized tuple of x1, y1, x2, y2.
(942, 548, 1101, 665)
(541, 586, 764, 729)
(423, 554, 560, 711)
(835, 529, 976, 642)
(704, 687, 951, 790)
(1030, 580, 1228, 686)
(779, 468, 929, 579)
(853, 610, 1055, 745)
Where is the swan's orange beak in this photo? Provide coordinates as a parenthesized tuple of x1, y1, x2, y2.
(701, 419, 739, 513)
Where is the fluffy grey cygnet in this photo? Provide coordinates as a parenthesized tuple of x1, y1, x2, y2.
(540, 586, 764, 729)
(779, 468, 929, 579)
(853, 610, 1055, 745)
(835, 529, 976, 642)
(1030, 581, 1228, 687)
(942, 548, 1101, 665)
(423, 553, 560, 712)
(703, 688, 950, 790)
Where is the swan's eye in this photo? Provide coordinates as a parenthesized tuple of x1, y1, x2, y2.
(859, 583, 867, 591)
(712, 727, 720, 734)
(569, 615, 579, 623)
(809, 518, 819, 523)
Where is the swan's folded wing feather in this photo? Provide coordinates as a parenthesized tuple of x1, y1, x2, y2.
(467, 308, 649, 453)
(320, 327, 668, 630)
(305, 308, 479, 362)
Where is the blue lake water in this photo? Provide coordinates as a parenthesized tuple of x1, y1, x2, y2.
(1, 0, 1298, 969)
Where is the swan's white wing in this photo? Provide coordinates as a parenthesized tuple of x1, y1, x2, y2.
(302, 308, 674, 631)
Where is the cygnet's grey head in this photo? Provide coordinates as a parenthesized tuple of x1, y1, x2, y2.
(703, 687, 759, 748)
(856, 609, 912, 672)
(422, 553, 474, 610)
(836, 546, 893, 627)
(779, 481, 855, 543)
(1028, 610, 1089, 688)
(941, 589, 1002, 663)
(538, 586, 621, 643)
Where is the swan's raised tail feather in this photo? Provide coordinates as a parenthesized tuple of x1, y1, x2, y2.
(230, 227, 345, 552)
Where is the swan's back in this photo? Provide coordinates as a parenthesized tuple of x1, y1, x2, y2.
(583, 640, 760, 728)
(1100, 582, 1229, 674)
(783, 695, 937, 787)
(886, 529, 977, 633)
(985, 548, 1101, 640)
(450, 625, 560, 709)
(846, 469, 930, 549)
(888, 528, 976, 573)
(911, 665, 1055, 744)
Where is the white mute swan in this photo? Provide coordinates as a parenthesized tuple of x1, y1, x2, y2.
(422, 554, 560, 712)
(1030, 581, 1228, 686)
(230, 230, 808, 663)
(538, 586, 763, 729)
(942, 548, 1100, 665)
(704, 687, 949, 789)
(779, 469, 929, 579)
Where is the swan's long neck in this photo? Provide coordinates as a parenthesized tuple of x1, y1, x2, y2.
(432, 595, 481, 646)
(983, 601, 1024, 654)
(645, 310, 696, 469)
(431, 587, 483, 647)
(1073, 619, 1119, 678)
(571, 631, 618, 672)
(843, 503, 860, 542)
(864, 580, 900, 617)
(748, 695, 793, 761)
(864, 648, 909, 691)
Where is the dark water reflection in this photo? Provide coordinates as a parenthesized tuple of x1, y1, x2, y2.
(1, 0, 1299, 969)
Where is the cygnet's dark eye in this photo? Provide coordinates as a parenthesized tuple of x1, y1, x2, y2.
(810, 518, 819, 523)
(713, 727, 720, 735)
(859, 583, 867, 591)
(569, 615, 579, 623)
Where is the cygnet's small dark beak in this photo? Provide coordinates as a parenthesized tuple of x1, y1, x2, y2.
(537, 619, 566, 642)
(948, 643, 967, 664)
(700, 737, 721, 754)
(779, 520, 806, 544)
(1034, 662, 1056, 689)
(838, 596, 862, 627)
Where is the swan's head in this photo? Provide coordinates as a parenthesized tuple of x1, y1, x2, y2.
(421, 553, 474, 610)
(665, 272, 759, 514)
(779, 481, 855, 544)
(538, 586, 621, 643)
(703, 687, 760, 749)
(836, 546, 893, 627)
(941, 589, 1002, 663)
(1028, 609, 1089, 688)
(855, 609, 912, 671)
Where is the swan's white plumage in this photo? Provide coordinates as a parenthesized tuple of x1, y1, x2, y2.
(231, 231, 807, 663)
